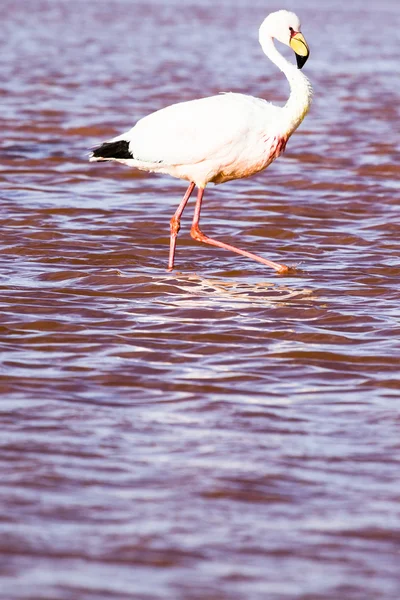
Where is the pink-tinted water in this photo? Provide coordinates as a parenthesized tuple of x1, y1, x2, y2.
(1, 1, 400, 598)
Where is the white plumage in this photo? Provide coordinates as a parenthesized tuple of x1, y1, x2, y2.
(90, 10, 313, 273)
(110, 94, 283, 185)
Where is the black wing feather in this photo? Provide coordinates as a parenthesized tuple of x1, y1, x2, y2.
(92, 140, 133, 159)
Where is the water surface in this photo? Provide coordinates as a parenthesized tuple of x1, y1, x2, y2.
(1, 1, 400, 598)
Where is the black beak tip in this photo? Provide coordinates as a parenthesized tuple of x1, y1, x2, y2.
(296, 53, 309, 70)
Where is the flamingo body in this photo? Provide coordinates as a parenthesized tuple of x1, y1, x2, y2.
(96, 94, 288, 187)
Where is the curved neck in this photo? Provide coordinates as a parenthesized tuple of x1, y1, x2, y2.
(259, 35, 312, 135)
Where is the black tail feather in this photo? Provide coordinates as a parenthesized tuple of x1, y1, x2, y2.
(91, 140, 133, 159)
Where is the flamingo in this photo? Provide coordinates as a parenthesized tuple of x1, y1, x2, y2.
(90, 10, 312, 274)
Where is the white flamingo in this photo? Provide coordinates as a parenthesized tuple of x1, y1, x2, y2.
(90, 10, 312, 274)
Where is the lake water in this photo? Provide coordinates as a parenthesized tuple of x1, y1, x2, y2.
(1, 1, 400, 598)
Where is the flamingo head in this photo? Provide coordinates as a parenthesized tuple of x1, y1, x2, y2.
(259, 10, 310, 69)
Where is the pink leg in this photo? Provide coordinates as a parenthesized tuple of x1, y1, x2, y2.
(168, 182, 196, 270)
(190, 187, 290, 273)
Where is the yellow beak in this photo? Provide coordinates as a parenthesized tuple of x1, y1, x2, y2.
(289, 32, 310, 69)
